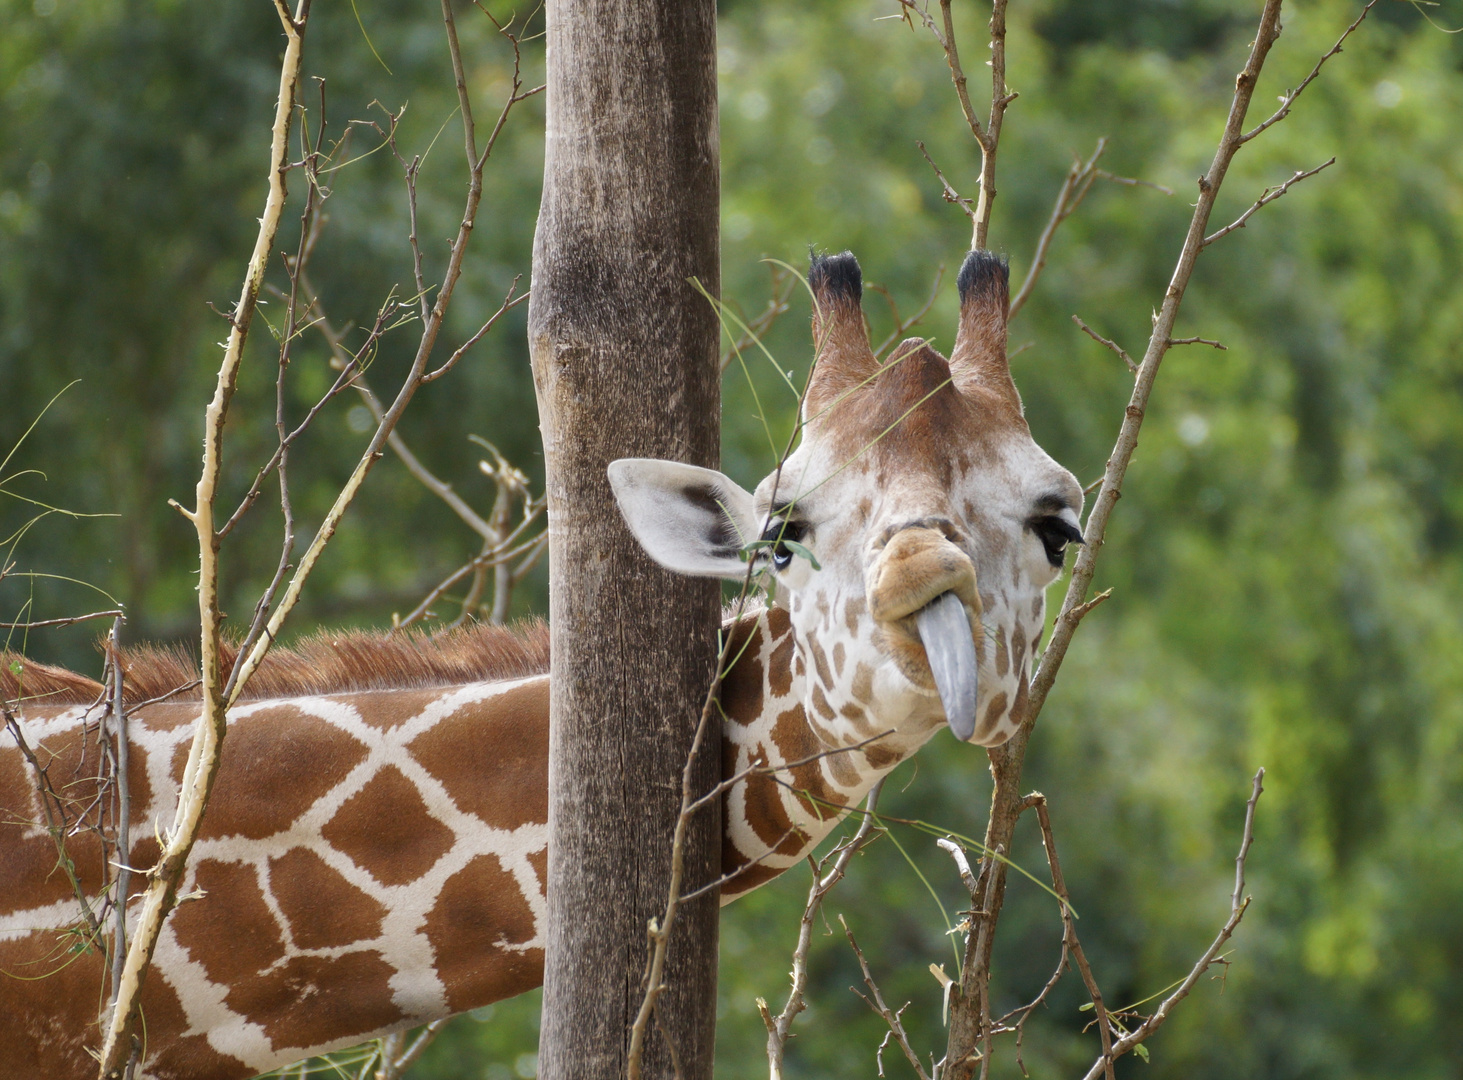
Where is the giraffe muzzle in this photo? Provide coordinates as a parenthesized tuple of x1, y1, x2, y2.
(914, 591, 979, 741)
(865, 525, 983, 741)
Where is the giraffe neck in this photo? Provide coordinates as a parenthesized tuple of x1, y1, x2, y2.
(0, 605, 916, 1078)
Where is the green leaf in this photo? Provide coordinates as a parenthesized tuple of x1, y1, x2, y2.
(783, 539, 821, 570)
(1134, 1042, 1150, 1063)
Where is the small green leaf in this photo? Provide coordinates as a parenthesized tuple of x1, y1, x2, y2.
(8, 660, 21, 676)
(1134, 1042, 1150, 1063)
(783, 539, 821, 570)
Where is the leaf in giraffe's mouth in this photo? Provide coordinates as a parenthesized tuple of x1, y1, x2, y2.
(914, 590, 978, 742)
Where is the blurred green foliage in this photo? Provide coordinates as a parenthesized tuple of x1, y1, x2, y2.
(5, 0, 1463, 1077)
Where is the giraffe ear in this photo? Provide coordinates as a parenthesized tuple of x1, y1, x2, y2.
(608, 459, 759, 579)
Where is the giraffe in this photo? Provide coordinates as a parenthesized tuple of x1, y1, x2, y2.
(0, 249, 1084, 1080)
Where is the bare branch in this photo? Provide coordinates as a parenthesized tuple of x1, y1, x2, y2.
(0, 609, 123, 630)
(764, 782, 885, 1079)
(1168, 336, 1228, 350)
(1010, 140, 1107, 321)
(842, 915, 931, 1080)
(1240, 1, 1380, 145)
(1072, 316, 1137, 374)
(1077, 771, 1265, 1080)
(1203, 158, 1335, 246)
(916, 140, 976, 225)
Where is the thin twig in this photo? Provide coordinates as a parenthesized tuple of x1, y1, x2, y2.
(1202, 158, 1335, 246)
(1239, 1, 1380, 145)
(1071, 316, 1137, 374)
(1168, 336, 1227, 350)
(1076, 771, 1265, 1080)
(763, 782, 885, 1079)
(1010, 140, 1107, 320)
(0, 609, 124, 630)
(842, 915, 931, 1080)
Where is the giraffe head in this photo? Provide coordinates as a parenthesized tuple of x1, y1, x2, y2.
(610, 250, 1083, 751)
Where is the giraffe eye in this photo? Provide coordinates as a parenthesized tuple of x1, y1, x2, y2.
(760, 519, 807, 571)
(1030, 517, 1084, 569)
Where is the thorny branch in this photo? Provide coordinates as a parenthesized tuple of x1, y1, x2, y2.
(1203, 158, 1336, 246)
(759, 782, 885, 1080)
(1075, 770, 1265, 1080)
(843, 915, 931, 1080)
(96, 2, 534, 1074)
(898, 0, 1013, 247)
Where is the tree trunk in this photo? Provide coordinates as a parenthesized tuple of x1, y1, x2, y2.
(528, 3, 721, 1078)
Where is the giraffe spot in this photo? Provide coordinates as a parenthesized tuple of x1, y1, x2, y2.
(322, 765, 455, 887)
(767, 604, 792, 640)
(171, 858, 286, 987)
(824, 749, 859, 787)
(328, 688, 448, 731)
(1031, 596, 1044, 619)
(268, 847, 388, 950)
(406, 680, 549, 832)
(0, 720, 155, 911)
(980, 692, 1009, 739)
(173, 706, 368, 841)
(0, 929, 113, 1079)
(851, 663, 875, 705)
(810, 682, 836, 721)
(1012, 627, 1027, 673)
(844, 597, 865, 635)
(839, 702, 878, 738)
(864, 741, 900, 770)
(225, 950, 403, 1053)
(135, 700, 206, 732)
(857, 498, 872, 523)
(766, 707, 840, 821)
(832, 642, 846, 677)
(741, 771, 806, 855)
(994, 628, 1010, 678)
(807, 631, 834, 689)
(794, 654, 805, 678)
(719, 624, 764, 726)
(767, 633, 795, 699)
(425, 854, 543, 1013)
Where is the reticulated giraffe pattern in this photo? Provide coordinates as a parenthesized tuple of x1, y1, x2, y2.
(2, 249, 1087, 1079)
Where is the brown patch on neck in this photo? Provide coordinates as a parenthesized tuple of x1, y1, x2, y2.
(407, 678, 550, 830)
(322, 766, 455, 886)
(0, 619, 550, 706)
(425, 853, 542, 1014)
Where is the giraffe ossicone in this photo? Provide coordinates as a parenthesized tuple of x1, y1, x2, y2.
(1, 249, 1083, 1080)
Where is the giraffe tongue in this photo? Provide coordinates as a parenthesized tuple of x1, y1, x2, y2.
(914, 591, 979, 742)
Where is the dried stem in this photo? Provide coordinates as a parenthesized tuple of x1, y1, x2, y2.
(1076, 770, 1265, 1079)
(96, 3, 534, 1072)
(762, 782, 885, 1079)
(1009, 140, 1107, 321)
(938, 3, 1329, 1077)
(96, 4, 311, 1073)
(1203, 158, 1335, 246)
(1072, 315, 1138, 375)
(842, 915, 931, 1080)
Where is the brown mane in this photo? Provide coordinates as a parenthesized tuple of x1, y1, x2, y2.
(0, 619, 550, 708)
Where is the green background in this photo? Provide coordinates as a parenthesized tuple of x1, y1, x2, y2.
(4, 0, 1463, 1076)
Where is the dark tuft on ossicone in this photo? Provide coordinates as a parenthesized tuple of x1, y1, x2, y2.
(956, 249, 1009, 306)
(808, 249, 863, 306)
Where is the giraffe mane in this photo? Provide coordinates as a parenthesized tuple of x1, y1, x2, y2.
(0, 618, 550, 707)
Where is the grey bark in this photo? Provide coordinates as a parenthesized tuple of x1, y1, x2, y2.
(528, 3, 721, 1079)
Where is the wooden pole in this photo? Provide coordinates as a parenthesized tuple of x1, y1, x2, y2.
(529, 2, 721, 1078)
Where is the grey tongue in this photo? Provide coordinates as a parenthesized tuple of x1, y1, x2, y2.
(914, 591, 979, 742)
